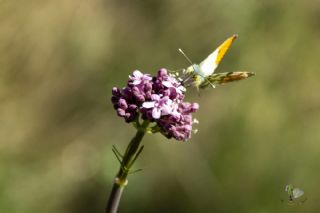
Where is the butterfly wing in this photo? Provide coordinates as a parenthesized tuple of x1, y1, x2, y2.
(293, 188, 304, 199)
(199, 71, 255, 88)
(198, 34, 238, 77)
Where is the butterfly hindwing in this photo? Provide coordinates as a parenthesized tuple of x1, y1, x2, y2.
(199, 71, 255, 88)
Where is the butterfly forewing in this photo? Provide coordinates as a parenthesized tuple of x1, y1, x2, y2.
(198, 34, 238, 77)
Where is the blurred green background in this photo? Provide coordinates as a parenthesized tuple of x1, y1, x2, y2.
(1, 0, 320, 212)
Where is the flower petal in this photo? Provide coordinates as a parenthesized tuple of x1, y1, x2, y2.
(162, 81, 173, 88)
(151, 94, 160, 101)
(152, 108, 161, 119)
(142, 101, 155, 108)
(132, 70, 143, 78)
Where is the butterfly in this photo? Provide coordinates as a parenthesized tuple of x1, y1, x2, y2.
(181, 34, 255, 89)
(284, 184, 307, 205)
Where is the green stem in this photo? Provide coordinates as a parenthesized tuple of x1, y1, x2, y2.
(106, 120, 149, 213)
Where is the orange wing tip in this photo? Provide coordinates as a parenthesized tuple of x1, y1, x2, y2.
(215, 35, 238, 65)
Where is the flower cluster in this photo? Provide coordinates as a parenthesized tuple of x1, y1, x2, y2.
(111, 69, 199, 141)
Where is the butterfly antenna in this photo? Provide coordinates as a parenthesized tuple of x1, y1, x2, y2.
(178, 48, 197, 86)
(178, 48, 194, 66)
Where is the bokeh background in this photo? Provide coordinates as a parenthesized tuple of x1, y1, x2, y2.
(1, 0, 320, 212)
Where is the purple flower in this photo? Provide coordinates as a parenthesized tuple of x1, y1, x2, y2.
(157, 102, 199, 141)
(129, 70, 152, 86)
(142, 94, 175, 119)
(111, 69, 199, 141)
(112, 87, 137, 122)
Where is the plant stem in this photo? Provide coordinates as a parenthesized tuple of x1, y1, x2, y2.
(106, 120, 149, 213)
(106, 184, 124, 213)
